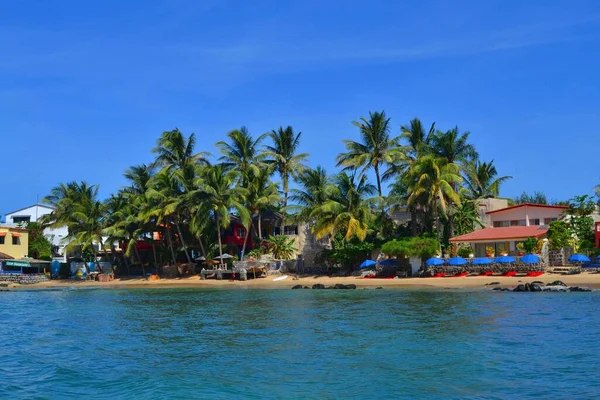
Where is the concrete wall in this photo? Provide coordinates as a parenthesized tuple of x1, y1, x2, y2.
(489, 206, 565, 226)
(0, 227, 29, 259)
(477, 198, 509, 227)
(290, 222, 329, 268)
(4, 204, 69, 258)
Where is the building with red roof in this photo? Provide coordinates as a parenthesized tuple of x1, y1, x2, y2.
(450, 203, 569, 257)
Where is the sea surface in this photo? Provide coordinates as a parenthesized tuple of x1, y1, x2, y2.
(1, 287, 599, 399)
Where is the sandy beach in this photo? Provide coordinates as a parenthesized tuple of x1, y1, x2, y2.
(10, 272, 600, 291)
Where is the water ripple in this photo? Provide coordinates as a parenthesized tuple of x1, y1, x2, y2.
(1, 289, 600, 399)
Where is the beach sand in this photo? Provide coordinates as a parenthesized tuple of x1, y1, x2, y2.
(17, 272, 600, 290)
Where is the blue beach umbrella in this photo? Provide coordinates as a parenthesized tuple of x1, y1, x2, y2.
(597, 255, 600, 260)
(360, 259, 377, 269)
(447, 257, 467, 266)
(380, 259, 398, 266)
(426, 257, 444, 266)
(472, 257, 493, 265)
(496, 256, 516, 264)
(520, 254, 540, 264)
(568, 254, 590, 263)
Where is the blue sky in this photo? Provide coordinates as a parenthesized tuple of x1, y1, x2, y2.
(1, 0, 599, 215)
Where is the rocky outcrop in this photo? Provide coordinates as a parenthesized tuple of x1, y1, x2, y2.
(497, 280, 592, 292)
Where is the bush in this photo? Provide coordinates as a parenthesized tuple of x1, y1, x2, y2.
(547, 220, 570, 250)
(381, 236, 439, 260)
(457, 245, 474, 258)
(381, 239, 411, 258)
(523, 237, 537, 253)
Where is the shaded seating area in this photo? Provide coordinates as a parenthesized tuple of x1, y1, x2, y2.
(425, 254, 545, 277)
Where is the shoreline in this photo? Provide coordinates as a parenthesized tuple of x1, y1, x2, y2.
(6, 272, 600, 291)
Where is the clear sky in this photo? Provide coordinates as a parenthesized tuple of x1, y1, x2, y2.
(2, 0, 599, 215)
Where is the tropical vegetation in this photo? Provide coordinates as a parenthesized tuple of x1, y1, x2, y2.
(36, 111, 598, 274)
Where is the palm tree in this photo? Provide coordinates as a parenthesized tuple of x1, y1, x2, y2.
(400, 118, 435, 161)
(144, 169, 187, 264)
(195, 164, 250, 261)
(217, 127, 274, 259)
(406, 155, 462, 247)
(311, 172, 376, 241)
(263, 235, 297, 260)
(264, 126, 309, 211)
(453, 199, 484, 236)
(246, 168, 280, 242)
(42, 181, 106, 266)
(104, 191, 144, 274)
(336, 110, 401, 197)
(288, 166, 334, 223)
(462, 159, 512, 200)
(430, 127, 477, 165)
(152, 129, 207, 170)
(216, 126, 266, 185)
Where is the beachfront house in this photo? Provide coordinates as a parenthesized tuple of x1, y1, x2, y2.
(450, 203, 569, 257)
(223, 211, 328, 266)
(4, 204, 68, 261)
(0, 225, 29, 259)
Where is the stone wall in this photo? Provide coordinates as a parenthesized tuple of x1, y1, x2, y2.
(292, 223, 329, 268)
(547, 249, 564, 266)
(0, 274, 50, 285)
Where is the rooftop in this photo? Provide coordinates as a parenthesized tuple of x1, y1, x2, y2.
(486, 203, 569, 215)
(450, 225, 548, 242)
(4, 203, 55, 216)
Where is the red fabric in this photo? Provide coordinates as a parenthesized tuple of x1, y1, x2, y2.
(527, 271, 544, 277)
(502, 271, 517, 277)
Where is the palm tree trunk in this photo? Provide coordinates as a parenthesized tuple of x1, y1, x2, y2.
(197, 236, 207, 260)
(410, 207, 418, 236)
(258, 210, 263, 240)
(151, 240, 158, 274)
(166, 226, 177, 265)
(133, 241, 145, 276)
(240, 224, 250, 261)
(216, 213, 224, 262)
(281, 175, 288, 235)
(176, 222, 192, 264)
(374, 164, 382, 197)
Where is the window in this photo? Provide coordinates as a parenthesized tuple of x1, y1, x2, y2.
(510, 220, 526, 226)
(0, 236, 4, 245)
(284, 225, 298, 235)
(236, 227, 246, 238)
(12, 216, 30, 224)
(544, 218, 557, 225)
(493, 221, 510, 227)
(529, 219, 540, 226)
(12, 236, 20, 245)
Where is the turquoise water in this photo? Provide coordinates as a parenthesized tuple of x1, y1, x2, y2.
(1, 288, 599, 399)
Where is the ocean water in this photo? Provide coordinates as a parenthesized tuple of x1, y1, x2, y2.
(1, 288, 599, 399)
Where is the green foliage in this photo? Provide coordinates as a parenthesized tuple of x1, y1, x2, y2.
(513, 191, 548, 205)
(457, 245, 473, 258)
(516, 242, 524, 252)
(26, 221, 53, 260)
(523, 237, 538, 253)
(411, 236, 439, 259)
(381, 239, 412, 258)
(316, 236, 374, 270)
(566, 194, 596, 250)
(382, 235, 439, 259)
(453, 200, 484, 236)
(547, 220, 570, 250)
(263, 235, 297, 260)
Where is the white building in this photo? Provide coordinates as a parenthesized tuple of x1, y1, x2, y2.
(4, 204, 68, 261)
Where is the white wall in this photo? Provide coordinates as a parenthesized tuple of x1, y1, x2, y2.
(5, 204, 69, 258)
(490, 206, 565, 226)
